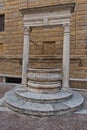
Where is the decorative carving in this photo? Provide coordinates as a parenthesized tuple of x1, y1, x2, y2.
(63, 23, 70, 33)
(27, 72, 61, 82)
(23, 7, 72, 27)
(24, 26, 31, 35)
(27, 68, 61, 93)
(43, 17, 48, 24)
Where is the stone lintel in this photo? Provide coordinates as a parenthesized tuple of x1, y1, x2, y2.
(20, 3, 75, 27)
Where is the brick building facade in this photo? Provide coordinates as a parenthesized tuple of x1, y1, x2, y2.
(0, 0, 87, 88)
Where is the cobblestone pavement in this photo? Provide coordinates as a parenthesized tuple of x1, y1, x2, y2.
(0, 84, 87, 130)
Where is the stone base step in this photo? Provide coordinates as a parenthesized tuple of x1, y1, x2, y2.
(4, 87, 84, 116)
(15, 87, 73, 103)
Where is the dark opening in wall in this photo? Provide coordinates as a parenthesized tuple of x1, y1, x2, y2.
(0, 14, 5, 32)
(6, 77, 21, 84)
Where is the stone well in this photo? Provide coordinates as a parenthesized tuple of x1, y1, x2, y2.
(4, 3, 84, 116)
(27, 68, 61, 93)
(4, 67, 84, 116)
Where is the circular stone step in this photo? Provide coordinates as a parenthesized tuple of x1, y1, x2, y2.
(15, 87, 73, 103)
(4, 87, 84, 116)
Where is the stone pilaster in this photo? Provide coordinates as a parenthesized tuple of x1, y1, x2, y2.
(62, 23, 70, 90)
(22, 26, 30, 86)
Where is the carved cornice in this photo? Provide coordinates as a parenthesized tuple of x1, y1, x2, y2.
(22, 3, 75, 27)
(20, 3, 75, 14)
(23, 13, 71, 27)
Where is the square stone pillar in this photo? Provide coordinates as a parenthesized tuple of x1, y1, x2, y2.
(22, 26, 30, 86)
(62, 23, 70, 90)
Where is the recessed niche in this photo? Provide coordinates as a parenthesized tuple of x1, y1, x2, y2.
(43, 41, 56, 55)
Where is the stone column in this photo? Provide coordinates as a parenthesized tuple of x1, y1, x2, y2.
(62, 23, 70, 90)
(22, 26, 30, 86)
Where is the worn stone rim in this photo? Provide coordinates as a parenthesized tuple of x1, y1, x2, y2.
(28, 68, 61, 73)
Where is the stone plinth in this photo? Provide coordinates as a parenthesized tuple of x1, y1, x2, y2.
(4, 68, 84, 115)
(4, 86, 84, 116)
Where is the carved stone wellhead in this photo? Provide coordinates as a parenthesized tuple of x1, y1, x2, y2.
(4, 3, 84, 116)
(27, 68, 61, 93)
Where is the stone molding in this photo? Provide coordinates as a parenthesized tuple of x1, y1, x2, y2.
(22, 3, 75, 27)
(27, 73, 61, 82)
(27, 68, 61, 93)
(28, 81, 61, 89)
(27, 68, 61, 82)
(23, 12, 71, 27)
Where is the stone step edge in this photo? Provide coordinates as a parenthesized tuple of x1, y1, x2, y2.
(15, 87, 73, 103)
(5, 102, 71, 116)
(4, 91, 83, 116)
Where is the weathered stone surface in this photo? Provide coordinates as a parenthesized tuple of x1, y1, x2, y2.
(27, 68, 61, 93)
(15, 87, 73, 103)
(4, 86, 84, 116)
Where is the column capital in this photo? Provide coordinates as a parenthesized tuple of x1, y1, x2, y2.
(63, 23, 70, 27)
(63, 23, 70, 33)
(24, 26, 31, 35)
